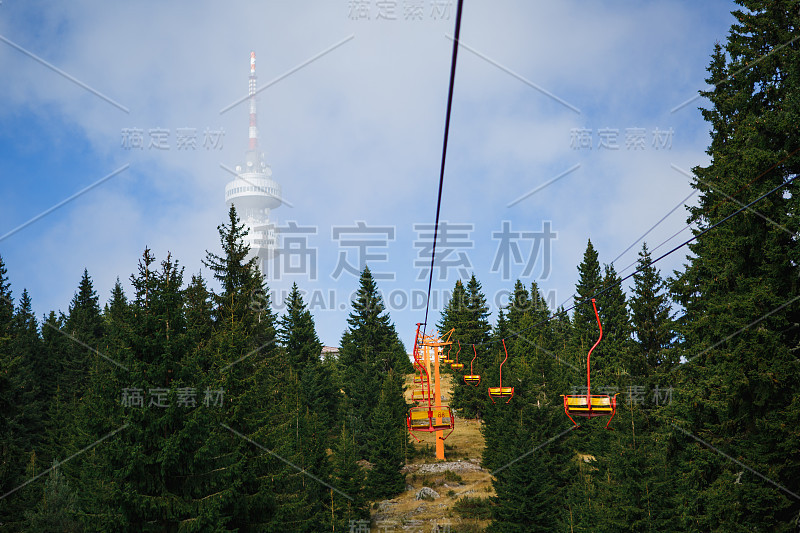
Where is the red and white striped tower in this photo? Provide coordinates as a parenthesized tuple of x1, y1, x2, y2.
(249, 51, 258, 151)
(225, 51, 282, 272)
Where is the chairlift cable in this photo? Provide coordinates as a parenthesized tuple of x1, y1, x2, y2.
(422, 0, 465, 339)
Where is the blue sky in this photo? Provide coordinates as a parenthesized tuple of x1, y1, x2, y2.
(0, 0, 738, 348)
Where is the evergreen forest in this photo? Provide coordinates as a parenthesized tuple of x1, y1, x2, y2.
(1, 1, 799, 531)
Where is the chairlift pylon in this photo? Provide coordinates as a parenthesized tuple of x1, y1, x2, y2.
(406, 323, 455, 441)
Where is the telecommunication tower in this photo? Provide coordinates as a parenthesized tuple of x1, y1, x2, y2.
(224, 51, 282, 272)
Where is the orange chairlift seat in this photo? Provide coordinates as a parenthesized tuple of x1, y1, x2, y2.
(450, 341, 464, 371)
(487, 339, 514, 403)
(406, 323, 455, 441)
(463, 344, 481, 386)
(561, 299, 619, 429)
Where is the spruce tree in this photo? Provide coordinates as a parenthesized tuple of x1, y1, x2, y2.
(84, 251, 200, 530)
(339, 266, 409, 453)
(489, 434, 563, 533)
(12, 290, 49, 455)
(8, 290, 56, 522)
(0, 254, 14, 339)
(24, 461, 81, 532)
(487, 280, 576, 531)
(366, 370, 408, 499)
(63, 269, 105, 380)
(203, 206, 260, 308)
(330, 423, 369, 529)
(201, 208, 289, 530)
(666, 2, 800, 529)
(279, 283, 323, 372)
(0, 259, 27, 530)
(182, 273, 213, 345)
(480, 311, 516, 473)
(41, 310, 72, 464)
(597, 263, 633, 380)
(570, 240, 603, 356)
(279, 283, 338, 437)
(567, 240, 604, 400)
(440, 275, 492, 419)
(629, 242, 676, 374)
(294, 408, 333, 532)
(465, 275, 492, 345)
(43, 269, 109, 519)
(57, 268, 106, 443)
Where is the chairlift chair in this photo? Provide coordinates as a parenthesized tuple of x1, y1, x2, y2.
(463, 344, 481, 386)
(441, 342, 455, 365)
(561, 299, 619, 429)
(450, 341, 464, 371)
(406, 405, 455, 441)
(411, 389, 430, 403)
(487, 339, 514, 403)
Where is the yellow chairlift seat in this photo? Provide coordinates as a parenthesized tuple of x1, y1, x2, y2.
(563, 394, 617, 413)
(411, 389, 430, 402)
(562, 394, 619, 429)
(407, 405, 454, 434)
(488, 386, 514, 403)
(464, 374, 481, 386)
(450, 362, 464, 371)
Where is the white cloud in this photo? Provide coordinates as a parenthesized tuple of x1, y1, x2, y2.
(0, 0, 737, 346)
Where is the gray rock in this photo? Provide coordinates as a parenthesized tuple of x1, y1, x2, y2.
(415, 487, 440, 500)
(377, 499, 397, 511)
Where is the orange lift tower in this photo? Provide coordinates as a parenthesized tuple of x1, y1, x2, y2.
(425, 328, 453, 460)
(407, 327, 455, 461)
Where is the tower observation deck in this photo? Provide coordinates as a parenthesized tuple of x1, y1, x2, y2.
(225, 51, 282, 272)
